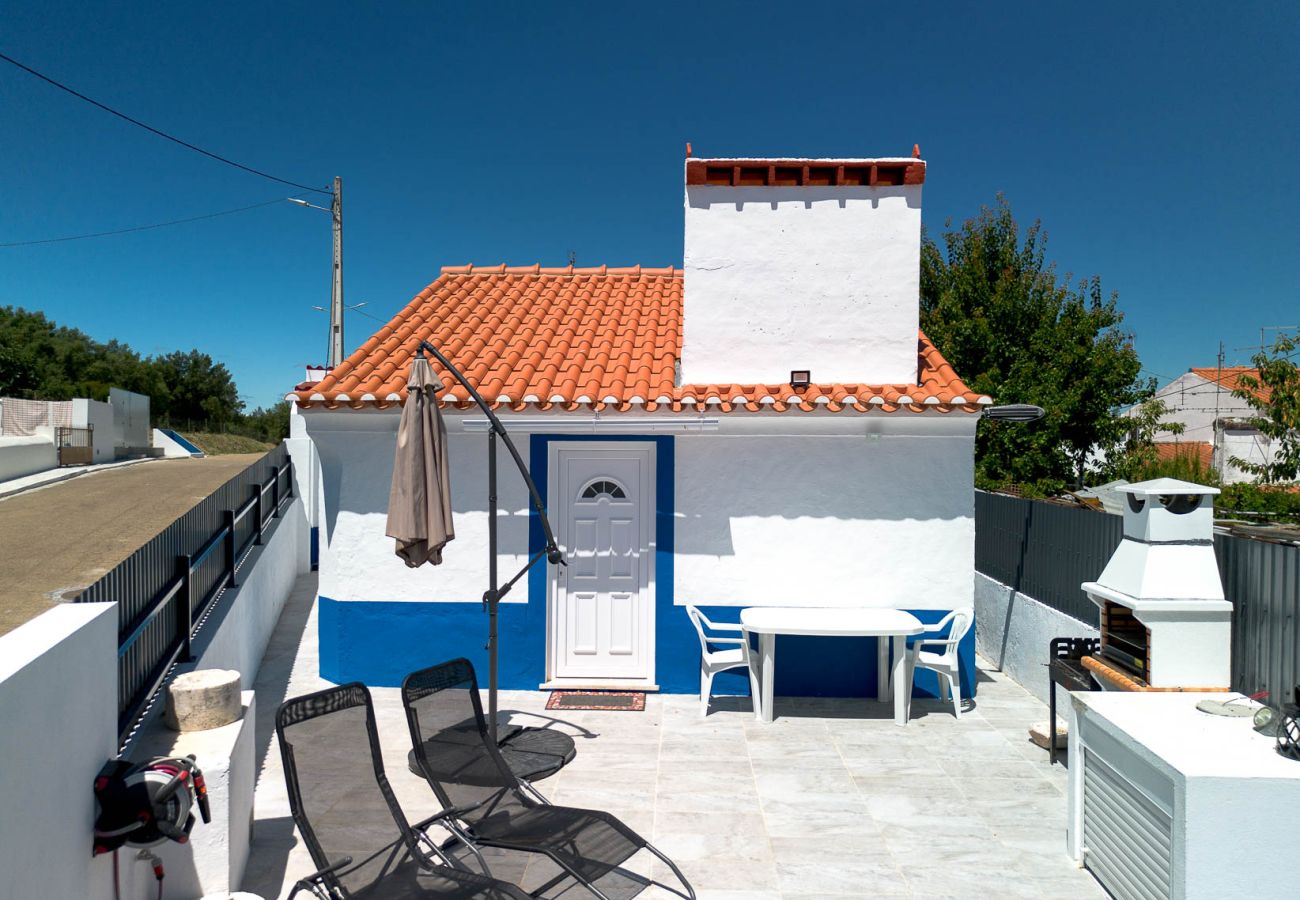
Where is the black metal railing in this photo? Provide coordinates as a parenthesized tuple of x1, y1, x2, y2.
(77, 445, 295, 749)
(975, 489, 1300, 703)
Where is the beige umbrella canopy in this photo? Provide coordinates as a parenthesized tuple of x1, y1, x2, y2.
(386, 355, 454, 566)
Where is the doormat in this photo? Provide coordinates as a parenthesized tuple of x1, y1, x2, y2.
(546, 690, 646, 712)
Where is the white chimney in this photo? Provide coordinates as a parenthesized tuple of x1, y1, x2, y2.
(1082, 478, 1231, 689)
(681, 153, 925, 386)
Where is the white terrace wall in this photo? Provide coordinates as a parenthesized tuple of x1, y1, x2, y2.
(974, 571, 1099, 712)
(0, 495, 307, 900)
(682, 178, 922, 386)
(0, 433, 57, 480)
(0, 603, 118, 900)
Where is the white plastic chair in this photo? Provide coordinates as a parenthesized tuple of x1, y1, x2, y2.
(685, 606, 762, 717)
(907, 607, 974, 719)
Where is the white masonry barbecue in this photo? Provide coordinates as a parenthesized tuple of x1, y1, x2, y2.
(1081, 478, 1230, 690)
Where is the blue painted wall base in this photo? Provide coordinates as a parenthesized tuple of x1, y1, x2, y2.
(318, 596, 976, 700)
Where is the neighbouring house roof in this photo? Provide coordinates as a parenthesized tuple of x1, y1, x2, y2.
(1189, 367, 1270, 401)
(289, 265, 987, 414)
(1152, 441, 1215, 470)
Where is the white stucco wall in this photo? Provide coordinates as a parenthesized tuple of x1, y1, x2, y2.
(1220, 427, 1274, 484)
(0, 603, 119, 900)
(0, 433, 57, 480)
(309, 409, 532, 604)
(134, 693, 256, 900)
(73, 398, 116, 463)
(1147, 372, 1257, 442)
(305, 408, 977, 613)
(682, 182, 921, 386)
(673, 424, 974, 609)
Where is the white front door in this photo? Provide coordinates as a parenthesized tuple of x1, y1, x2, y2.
(549, 442, 655, 684)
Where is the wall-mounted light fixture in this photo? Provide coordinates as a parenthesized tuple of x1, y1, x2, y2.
(983, 404, 1045, 422)
(789, 370, 811, 392)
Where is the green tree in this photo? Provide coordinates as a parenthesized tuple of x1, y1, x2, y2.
(0, 306, 160, 400)
(0, 337, 39, 396)
(150, 350, 243, 428)
(1231, 335, 1300, 483)
(1104, 398, 1190, 481)
(241, 401, 291, 443)
(920, 197, 1150, 494)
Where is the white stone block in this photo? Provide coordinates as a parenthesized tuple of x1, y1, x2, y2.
(166, 669, 241, 731)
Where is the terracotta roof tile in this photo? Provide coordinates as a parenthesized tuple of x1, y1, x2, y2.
(1153, 441, 1215, 469)
(290, 265, 987, 414)
(1189, 366, 1282, 403)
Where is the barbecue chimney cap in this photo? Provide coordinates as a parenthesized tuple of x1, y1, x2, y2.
(1116, 478, 1220, 497)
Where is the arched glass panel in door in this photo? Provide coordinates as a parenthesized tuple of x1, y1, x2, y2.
(579, 479, 628, 501)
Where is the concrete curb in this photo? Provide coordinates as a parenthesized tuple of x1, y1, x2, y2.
(0, 456, 161, 501)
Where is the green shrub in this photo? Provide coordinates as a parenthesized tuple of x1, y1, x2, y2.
(1217, 483, 1300, 524)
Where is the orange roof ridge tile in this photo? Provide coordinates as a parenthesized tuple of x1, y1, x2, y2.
(290, 268, 983, 414)
(439, 264, 680, 278)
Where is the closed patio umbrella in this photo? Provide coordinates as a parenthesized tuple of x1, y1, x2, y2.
(388, 343, 564, 743)
(386, 355, 454, 566)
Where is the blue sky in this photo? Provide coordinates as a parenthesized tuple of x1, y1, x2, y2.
(2, 2, 1296, 409)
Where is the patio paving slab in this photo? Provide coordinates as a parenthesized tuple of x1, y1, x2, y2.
(243, 578, 1108, 899)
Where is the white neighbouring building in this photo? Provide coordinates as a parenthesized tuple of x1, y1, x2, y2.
(287, 151, 990, 699)
(1142, 366, 1289, 484)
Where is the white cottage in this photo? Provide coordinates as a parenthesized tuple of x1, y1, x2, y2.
(287, 151, 990, 700)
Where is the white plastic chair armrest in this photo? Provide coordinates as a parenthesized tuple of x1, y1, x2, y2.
(706, 635, 746, 645)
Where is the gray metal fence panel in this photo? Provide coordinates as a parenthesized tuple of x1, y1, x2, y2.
(1221, 534, 1299, 701)
(976, 490, 1300, 703)
(974, 490, 1118, 627)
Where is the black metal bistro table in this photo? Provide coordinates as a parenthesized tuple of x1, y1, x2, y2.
(409, 722, 577, 783)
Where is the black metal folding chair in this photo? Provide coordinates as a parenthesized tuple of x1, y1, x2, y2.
(276, 682, 533, 899)
(402, 659, 696, 900)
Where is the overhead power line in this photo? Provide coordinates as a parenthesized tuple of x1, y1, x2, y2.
(0, 197, 293, 247)
(0, 51, 330, 196)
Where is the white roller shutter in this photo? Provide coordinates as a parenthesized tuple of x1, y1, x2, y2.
(1082, 749, 1174, 900)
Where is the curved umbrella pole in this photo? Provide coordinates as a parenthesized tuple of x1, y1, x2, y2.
(416, 340, 566, 741)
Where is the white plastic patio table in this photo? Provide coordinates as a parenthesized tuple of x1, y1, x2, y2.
(740, 607, 925, 725)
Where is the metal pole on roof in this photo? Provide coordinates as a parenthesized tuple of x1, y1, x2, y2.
(487, 428, 499, 743)
(329, 176, 345, 367)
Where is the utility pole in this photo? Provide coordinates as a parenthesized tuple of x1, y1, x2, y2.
(329, 176, 344, 368)
(1212, 341, 1224, 472)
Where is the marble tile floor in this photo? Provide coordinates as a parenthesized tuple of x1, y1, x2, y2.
(243, 576, 1108, 900)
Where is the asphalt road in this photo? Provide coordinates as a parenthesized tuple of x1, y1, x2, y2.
(0, 455, 264, 637)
